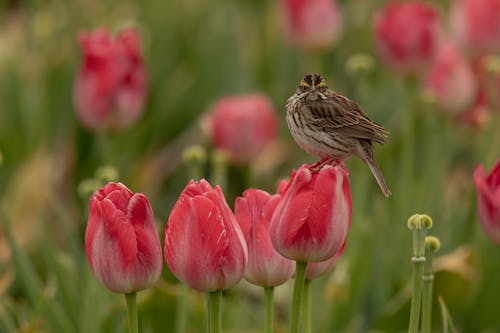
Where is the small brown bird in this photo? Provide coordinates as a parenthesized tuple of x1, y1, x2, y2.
(286, 73, 391, 197)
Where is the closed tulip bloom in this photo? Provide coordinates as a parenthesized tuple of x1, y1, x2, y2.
(74, 28, 148, 132)
(451, 0, 500, 54)
(473, 161, 500, 244)
(425, 43, 477, 113)
(206, 94, 278, 164)
(235, 189, 295, 287)
(164, 180, 248, 292)
(281, 0, 343, 52)
(270, 162, 352, 262)
(374, 1, 441, 74)
(305, 243, 345, 280)
(85, 182, 162, 293)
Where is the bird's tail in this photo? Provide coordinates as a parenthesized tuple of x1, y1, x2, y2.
(358, 143, 391, 197)
(366, 157, 391, 197)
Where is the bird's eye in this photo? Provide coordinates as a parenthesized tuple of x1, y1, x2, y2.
(300, 85, 308, 92)
(318, 86, 327, 93)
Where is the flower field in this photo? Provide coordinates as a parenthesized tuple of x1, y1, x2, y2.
(1, 0, 500, 332)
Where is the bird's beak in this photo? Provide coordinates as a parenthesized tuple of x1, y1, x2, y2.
(306, 88, 319, 101)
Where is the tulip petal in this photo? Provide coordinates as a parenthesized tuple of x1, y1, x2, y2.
(101, 198, 137, 272)
(127, 194, 162, 285)
(165, 195, 228, 292)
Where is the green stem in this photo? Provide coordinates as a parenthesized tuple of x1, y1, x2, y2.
(175, 284, 189, 333)
(421, 236, 440, 333)
(302, 279, 312, 333)
(211, 150, 228, 189)
(290, 261, 307, 333)
(407, 215, 432, 333)
(264, 287, 274, 333)
(125, 292, 138, 333)
(205, 293, 212, 333)
(96, 132, 113, 165)
(208, 290, 222, 333)
(421, 268, 434, 333)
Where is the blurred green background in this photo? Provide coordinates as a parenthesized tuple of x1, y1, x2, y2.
(1, 0, 500, 332)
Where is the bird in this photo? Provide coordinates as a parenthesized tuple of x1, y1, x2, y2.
(286, 72, 391, 197)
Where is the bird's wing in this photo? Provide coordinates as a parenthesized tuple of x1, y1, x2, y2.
(303, 94, 388, 143)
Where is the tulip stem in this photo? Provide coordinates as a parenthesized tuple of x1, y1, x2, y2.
(290, 261, 307, 333)
(205, 293, 212, 333)
(175, 284, 189, 333)
(302, 279, 312, 333)
(125, 292, 138, 333)
(264, 287, 274, 333)
(207, 290, 222, 333)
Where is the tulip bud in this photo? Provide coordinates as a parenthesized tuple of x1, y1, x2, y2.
(164, 180, 248, 292)
(74, 28, 148, 132)
(373, 1, 441, 74)
(425, 43, 477, 113)
(451, 0, 500, 54)
(473, 161, 500, 244)
(235, 189, 295, 287)
(270, 162, 352, 262)
(280, 0, 343, 52)
(85, 182, 162, 293)
(204, 94, 278, 165)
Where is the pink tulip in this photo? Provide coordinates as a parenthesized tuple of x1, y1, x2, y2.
(164, 180, 248, 292)
(451, 0, 500, 54)
(85, 182, 162, 293)
(270, 162, 352, 262)
(425, 43, 477, 113)
(281, 0, 343, 52)
(235, 189, 295, 287)
(207, 94, 278, 164)
(74, 28, 148, 132)
(459, 89, 490, 128)
(374, 1, 441, 74)
(305, 243, 345, 280)
(473, 161, 500, 244)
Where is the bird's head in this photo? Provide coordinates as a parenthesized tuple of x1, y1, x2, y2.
(296, 73, 330, 101)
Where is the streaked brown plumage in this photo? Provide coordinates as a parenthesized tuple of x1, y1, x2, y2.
(286, 73, 391, 197)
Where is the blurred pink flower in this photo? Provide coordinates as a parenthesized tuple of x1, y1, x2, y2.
(164, 180, 248, 292)
(473, 161, 500, 244)
(281, 0, 343, 52)
(207, 94, 278, 164)
(235, 189, 295, 287)
(305, 243, 344, 280)
(451, 0, 500, 54)
(374, 1, 441, 74)
(74, 28, 148, 132)
(425, 43, 477, 113)
(270, 162, 351, 262)
(85, 182, 162, 293)
(459, 89, 490, 128)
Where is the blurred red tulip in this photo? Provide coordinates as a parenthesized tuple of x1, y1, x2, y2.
(459, 89, 490, 128)
(235, 189, 295, 287)
(281, 0, 343, 52)
(85, 182, 162, 293)
(425, 43, 477, 113)
(305, 243, 344, 280)
(474, 161, 500, 244)
(74, 28, 148, 132)
(164, 180, 248, 292)
(270, 162, 352, 262)
(374, 1, 441, 74)
(451, 0, 500, 54)
(207, 94, 278, 164)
